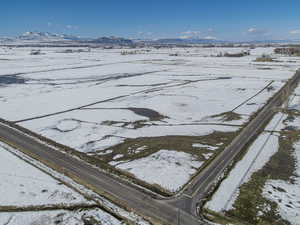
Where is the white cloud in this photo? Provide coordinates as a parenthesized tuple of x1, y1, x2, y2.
(138, 31, 153, 36)
(248, 28, 257, 33)
(179, 35, 193, 39)
(179, 35, 217, 40)
(181, 30, 201, 35)
(290, 30, 300, 35)
(179, 29, 218, 40)
(66, 25, 78, 30)
(203, 36, 217, 40)
(179, 30, 202, 39)
(247, 27, 268, 35)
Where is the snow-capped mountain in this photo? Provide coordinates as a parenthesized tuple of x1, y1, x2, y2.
(0, 37, 14, 43)
(1, 31, 132, 45)
(151, 36, 223, 44)
(90, 36, 133, 45)
(17, 31, 81, 41)
(3, 31, 298, 46)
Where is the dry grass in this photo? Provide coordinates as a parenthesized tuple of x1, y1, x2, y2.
(224, 128, 300, 225)
(255, 57, 275, 62)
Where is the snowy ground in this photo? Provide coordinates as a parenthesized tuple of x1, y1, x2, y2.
(0, 142, 90, 207)
(111, 150, 203, 192)
(0, 208, 123, 225)
(205, 90, 300, 225)
(205, 132, 280, 212)
(0, 141, 125, 224)
(1, 46, 300, 193)
(0, 141, 151, 225)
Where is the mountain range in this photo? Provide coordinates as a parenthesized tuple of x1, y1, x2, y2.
(18, 31, 81, 41)
(0, 31, 223, 45)
(1, 31, 300, 46)
(0, 31, 134, 45)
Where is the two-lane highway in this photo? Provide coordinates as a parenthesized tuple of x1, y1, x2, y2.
(170, 69, 300, 216)
(1, 70, 299, 224)
(0, 122, 202, 225)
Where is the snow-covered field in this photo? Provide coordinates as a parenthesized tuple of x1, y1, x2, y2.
(205, 132, 280, 212)
(0, 141, 127, 224)
(111, 149, 203, 192)
(205, 89, 300, 224)
(1, 46, 300, 193)
(0, 208, 123, 225)
(0, 142, 90, 207)
(0, 141, 153, 225)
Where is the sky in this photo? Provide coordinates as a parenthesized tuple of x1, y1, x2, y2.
(1, 0, 300, 41)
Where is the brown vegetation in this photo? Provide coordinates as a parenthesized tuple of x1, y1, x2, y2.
(274, 47, 300, 56)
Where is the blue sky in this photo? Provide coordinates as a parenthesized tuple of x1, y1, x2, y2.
(1, 0, 300, 40)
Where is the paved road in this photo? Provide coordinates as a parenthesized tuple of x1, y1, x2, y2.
(1, 70, 298, 224)
(171, 100, 277, 215)
(0, 122, 202, 225)
(170, 70, 300, 216)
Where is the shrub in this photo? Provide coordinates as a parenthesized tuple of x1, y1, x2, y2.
(255, 54, 274, 62)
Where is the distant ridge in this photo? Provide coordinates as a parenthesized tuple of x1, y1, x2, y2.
(149, 38, 225, 44)
(18, 31, 81, 41)
(0, 31, 300, 46)
(87, 36, 133, 45)
(0, 31, 133, 46)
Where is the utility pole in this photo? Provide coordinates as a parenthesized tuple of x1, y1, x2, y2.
(177, 208, 180, 225)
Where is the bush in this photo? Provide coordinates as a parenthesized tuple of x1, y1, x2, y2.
(255, 54, 274, 62)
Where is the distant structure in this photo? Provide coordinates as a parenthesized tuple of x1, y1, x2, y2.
(58, 48, 91, 53)
(30, 49, 42, 55)
(274, 47, 300, 56)
(219, 50, 250, 57)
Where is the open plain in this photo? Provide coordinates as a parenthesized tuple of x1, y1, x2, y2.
(1, 45, 300, 224)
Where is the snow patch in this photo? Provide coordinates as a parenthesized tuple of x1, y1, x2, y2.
(192, 143, 219, 151)
(111, 150, 203, 192)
